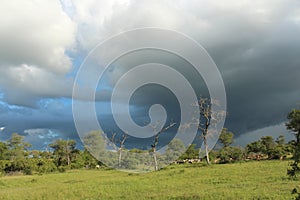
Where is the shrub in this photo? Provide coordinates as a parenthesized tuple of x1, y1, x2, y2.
(218, 146, 244, 164)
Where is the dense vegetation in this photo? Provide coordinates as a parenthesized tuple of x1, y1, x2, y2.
(0, 130, 295, 175)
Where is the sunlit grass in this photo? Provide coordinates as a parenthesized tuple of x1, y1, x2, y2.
(0, 160, 298, 199)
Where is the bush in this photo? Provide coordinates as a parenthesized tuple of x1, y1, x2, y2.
(0, 160, 10, 172)
(218, 147, 244, 164)
(2, 159, 33, 175)
(34, 158, 57, 173)
(0, 158, 58, 175)
(58, 166, 67, 173)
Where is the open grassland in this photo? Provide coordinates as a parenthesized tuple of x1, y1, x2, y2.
(0, 160, 299, 200)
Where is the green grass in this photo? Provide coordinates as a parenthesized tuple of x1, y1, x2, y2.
(0, 160, 299, 199)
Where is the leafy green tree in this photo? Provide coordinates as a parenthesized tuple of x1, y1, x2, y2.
(260, 136, 276, 158)
(246, 135, 289, 160)
(30, 158, 57, 173)
(219, 128, 234, 148)
(268, 135, 288, 159)
(268, 146, 286, 159)
(74, 149, 100, 169)
(81, 131, 113, 167)
(7, 133, 31, 161)
(246, 136, 280, 159)
(285, 140, 297, 155)
(82, 131, 106, 159)
(49, 139, 79, 167)
(180, 144, 198, 160)
(218, 146, 244, 163)
(246, 140, 264, 155)
(165, 138, 185, 162)
(208, 150, 220, 162)
(0, 141, 8, 160)
(0, 133, 33, 174)
(276, 135, 285, 145)
(128, 148, 151, 167)
(121, 151, 139, 169)
(286, 109, 300, 178)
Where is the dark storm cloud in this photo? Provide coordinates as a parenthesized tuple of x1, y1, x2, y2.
(0, 100, 80, 149)
(87, 0, 300, 137)
(207, 21, 300, 134)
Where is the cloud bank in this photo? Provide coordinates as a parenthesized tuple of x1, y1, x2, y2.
(0, 0, 299, 148)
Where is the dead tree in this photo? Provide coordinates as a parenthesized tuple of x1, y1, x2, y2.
(110, 133, 128, 168)
(196, 98, 225, 165)
(118, 134, 127, 168)
(151, 122, 176, 171)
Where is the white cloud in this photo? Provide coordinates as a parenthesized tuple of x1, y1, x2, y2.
(24, 128, 60, 149)
(24, 128, 59, 138)
(68, 0, 131, 50)
(0, 0, 76, 106)
(69, 0, 299, 50)
(0, 64, 74, 107)
(0, 1, 76, 74)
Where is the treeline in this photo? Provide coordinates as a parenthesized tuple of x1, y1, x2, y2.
(0, 129, 295, 175)
(177, 128, 294, 164)
(0, 133, 101, 175)
(207, 130, 293, 164)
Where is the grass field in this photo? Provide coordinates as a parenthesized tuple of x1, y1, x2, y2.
(0, 160, 299, 199)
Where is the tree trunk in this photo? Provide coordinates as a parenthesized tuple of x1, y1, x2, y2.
(118, 148, 122, 168)
(153, 148, 158, 171)
(67, 154, 70, 166)
(204, 136, 210, 165)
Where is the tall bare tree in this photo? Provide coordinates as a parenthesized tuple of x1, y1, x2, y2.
(196, 97, 225, 165)
(110, 132, 128, 168)
(151, 122, 176, 171)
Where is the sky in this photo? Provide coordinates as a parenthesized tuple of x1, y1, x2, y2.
(0, 0, 299, 149)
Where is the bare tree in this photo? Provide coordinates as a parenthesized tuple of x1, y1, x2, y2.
(196, 97, 225, 165)
(110, 132, 128, 168)
(151, 122, 176, 171)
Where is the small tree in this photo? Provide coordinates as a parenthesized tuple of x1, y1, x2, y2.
(246, 136, 279, 159)
(82, 131, 106, 157)
(8, 133, 31, 161)
(180, 144, 198, 160)
(151, 122, 176, 171)
(219, 128, 234, 148)
(4, 133, 32, 174)
(261, 136, 276, 158)
(218, 146, 244, 163)
(0, 141, 8, 160)
(276, 135, 285, 146)
(110, 133, 128, 168)
(165, 138, 185, 161)
(246, 140, 264, 155)
(286, 109, 300, 178)
(49, 139, 79, 167)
